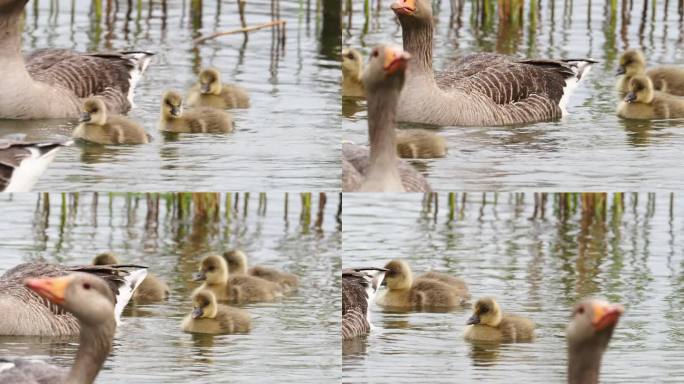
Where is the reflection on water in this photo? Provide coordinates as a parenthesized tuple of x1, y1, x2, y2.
(0, 0, 340, 191)
(342, 193, 684, 383)
(342, 1, 684, 190)
(0, 192, 341, 384)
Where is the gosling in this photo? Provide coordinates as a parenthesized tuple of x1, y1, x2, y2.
(181, 290, 251, 334)
(617, 75, 684, 120)
(396, 129, 447, 159)
(72, 97, 150, 145)
(223, 249, 298, 292)
(463, 297, 535, 343)
(186, 68, 250, 109)
(617, 49, 684, 97)
(342, 48, 365, 98)
(92, 252, 170, 303)
(158, 90, 234, 133)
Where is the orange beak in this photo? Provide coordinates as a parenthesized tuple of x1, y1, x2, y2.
(591, 301, 624, 331)
(391, 0, 416, 16)
(383, 47, 411, 76)
(25, 275, 72, 305)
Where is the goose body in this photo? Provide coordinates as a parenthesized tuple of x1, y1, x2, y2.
(93, 252, 169, 303)
(0, 1, 152, 119)
(617, 75, 684, 120)
(0, 273, 119, 384)
(186, 68, 250, 109)
(73, 98, 150, 145)
(392, 0, 593, 126)
(0, 139, 72, 192)
(342, 45, 431, 192)
(617, 49, 684, 97)
(396, 129, 447, 158)
(223, 250, 298, 292)
(342, 267, 387, 340)
(342, 48, 366, 98)
(182, 290, 251, 334)
(159, 91, 234, 133)
(0, 262, 146, 336)
(464, 297, 535, 343)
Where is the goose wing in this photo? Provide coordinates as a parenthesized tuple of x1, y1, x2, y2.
(0, 139, 72, 192)
(0, 358, 66, 384)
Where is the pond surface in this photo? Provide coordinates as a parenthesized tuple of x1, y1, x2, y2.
(343, 1, 684, 191)
(342, 193, 684, 383)
(0, 0, 340, 191)
(0, 193, 341, 383)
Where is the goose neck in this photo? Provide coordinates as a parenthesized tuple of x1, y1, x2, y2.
(365, 84, 402, 190)
(65, 318, 115, 384)
(401, 20, 433, 74)
(0, 1, 26, 58)
(567, 341, 604, 384)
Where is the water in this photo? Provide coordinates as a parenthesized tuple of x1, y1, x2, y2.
(342, 193, 684, 383)
(342, 1, 684, 191)
(0, 193, 341, 383)
(0, 0, 340, 191)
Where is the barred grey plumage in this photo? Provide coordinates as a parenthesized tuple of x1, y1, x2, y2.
(342, 267, 387, 340)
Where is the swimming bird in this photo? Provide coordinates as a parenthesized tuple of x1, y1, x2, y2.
(617, 75, 684, 120)
(391, 0, 594, 126)
(342, 267, 387, 340)
(181, 289, 251, 334)
(0, 0, 152, 119)
(342, 45, 431, 192)
(72, 98, 150, 145)
(0, 273, 120, 383)
(567, 299, 624, 384)
(186, 68, 250, 109)
(92, 252, 169, 303)
(0, 262, 146, 336)
(158, 90, 234, 133)
(616, 49, 684, 97)
(342, 48, 365, 98)
(223, 249, 298, 292)
(0, 139, 72, 192)
(463, 297, 535, 343)
(396, 129, 447, 158)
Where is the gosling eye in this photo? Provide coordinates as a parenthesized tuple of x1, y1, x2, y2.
(347, 52, 355, 60)
(208, 266, 215, 272)
(480, 306, 489, 314)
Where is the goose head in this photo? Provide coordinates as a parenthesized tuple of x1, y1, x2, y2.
(79, 98, 108, 126)
(198, 68, 223, 96)
(342, 48, 364, 79)
(567, 299, 623, 347)
(190, 290, 219, 319)
(161, 90, 183, 120)
(617, 49, 646, 77)
(93, 252, 121, 265)
(382, 259, 413, 290)
(26, 272, 116, 326)
(625, 75, 654, 104)
(391, 0, 432, 24)
(223, 249, 248, 275)
(467, 297, 503, 327)
(194, 254, 229, 284)
(363, 45, 411, 93)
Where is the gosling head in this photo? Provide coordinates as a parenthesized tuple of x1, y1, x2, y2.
(342, 48, 364, 79)
(193, 254, 228, 285)
(467, 297, 503, 327)
(382, 259, 413, 290)
(617, 49, 646, 77)
(625, 75, 654, 104)
(391, 0, 432, 24)
(566, 298, 623, 351)
(92, 252, 121, 265)
(363, 44, 411, 94)
(190, 290, 218, 319)
(223, 249, 248, 275)
(198, 68, 223, 95)
(161, 90, 183, 120)
(79, 97, 108, 126)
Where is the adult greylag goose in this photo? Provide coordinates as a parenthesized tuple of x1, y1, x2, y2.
(0, 139, 72, 192)
(181, 290, 251, 334)
(567, 299, 624, 384)
(0, 262, 146, 336)
(0, 273, 119, 384)
(396, 129, 447, 158)
(193, 255, 283, 304)
(342, 48, 365, 98)
(463, 297, 535, 342)
(617, 49, 684, 97)
(72, 98, 150, 145)
(342, 45, 431, 192)
(222, 249, 298, 292)
(617, 75, 684, 119)
(186, 68, 250, 109)
(93, 252, 169, 303)
(0, 0, 152, 119)
(391, 0, 594, 126)
(342, 267, 387, 340)
(158, 91, 234, 133)
(376, 259, 469, 310)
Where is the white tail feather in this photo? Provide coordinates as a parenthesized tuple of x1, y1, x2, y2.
(113, 268, 148, 325)
(364, 270, 386, 327)
(124, 52, 154, 106)
(559, 60, 595, 116)
(4, 143, 71, 192)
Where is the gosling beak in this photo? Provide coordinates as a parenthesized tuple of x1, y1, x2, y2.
(79, 112, 91, 123)
(624, 92, 637, 103)
(191, 307, 204, 319)
(383, 47, 411, 76)
(192, 272, 206, 281)
(25, 275, 72, 305)
(391, 0, 416, 16)
(200, 83, 210, 94)
(591, 301, 624, 331)
(170, 106, 181, 117)
(616, 66, 626, 76)
(466, 313, 481, 325)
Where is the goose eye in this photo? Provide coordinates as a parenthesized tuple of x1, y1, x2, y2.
(83, 283, 91, 290)
(372, 49, 379, 58)
(577, 306, 584, 315)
